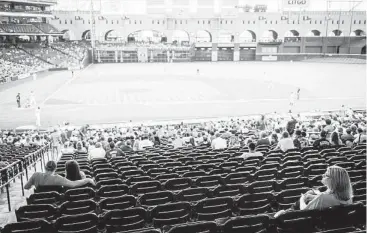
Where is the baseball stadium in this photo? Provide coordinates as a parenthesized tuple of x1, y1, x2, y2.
(0, 0, 366, 232)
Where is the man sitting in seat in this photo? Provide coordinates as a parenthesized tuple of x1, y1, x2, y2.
(88, 142, 106, 161)
(238, 142, 263, 160)
(24, 161, 94, 190)
(211, 133, 227, 150)
(274, 131, 295, 152)
(313, 130, 331, 149)
(106, 142, 124, 159)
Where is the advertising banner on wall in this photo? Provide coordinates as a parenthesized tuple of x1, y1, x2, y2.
(283, 0, 310, 8)
(262, 55, 278, 61)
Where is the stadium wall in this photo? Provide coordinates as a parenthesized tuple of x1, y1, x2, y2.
(50, 10, 366, 42)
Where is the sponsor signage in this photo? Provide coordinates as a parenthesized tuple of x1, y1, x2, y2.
(283, 0, 310, 8)
(262, 55, 278, 61)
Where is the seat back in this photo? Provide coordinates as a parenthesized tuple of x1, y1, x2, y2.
(278, 166, 304, 180)
(195, 175, 224, 188)
(64, 187, 96, 201)
(96, 184, 129, 198)
(195, 197, 233, 221)
(96, 178, 124, 188)
(253, 168, 277, 181)
(27, 192, 61, 205)
(2, 220, 54, 233)
(237, 192, 275, 216)
(151, 202, 191, 227)
(167, 221, 218, 233)
(305, 164, 328, 177)
(95, 172, 119, 181)
(276, 177, 308, 191)
(126, 176, 152, 185)
(15, 204, 58, 222)
(247, 180, 275, 194)
(155, 173, 180, 182)
(121, 170, 146, 179)
(59, 199, 97, 216)
(101, 208, 148, 232)
(212, 184, 245, 197)
(147, 168, 170, 177)
(318, 203, 365, 230)
(130, 181, 162, 195)
(99, 195, 136, 211)
(55, 213, 99, 232)
(164, 178, 192, 191)
(176, 187, 211, 202)
(34, 185, 63, 194)
(223, 214, 271, 233)
(139, 191, 175, 207)
(276, 188, 309, 209)
(225, 172, 252, 184)
(275, 209, 319, 232)
(182, 171, 206, 178)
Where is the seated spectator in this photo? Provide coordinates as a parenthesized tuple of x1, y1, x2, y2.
(238, 143, 263, 160)
(172, 134, 184, 149)
(350, 125, 358, 136)
(188, 137, 196, 147)
(299, 131, 309, 147)
(330, 131, 343, 146)
(275, 165, 352, 217)
(323, 119, 335, 139)
(61, 142, 75, 154)
(88, 142, 106, 161)
(106, 142, 123, 159)
(256, 132, 270, 146)
(65, 160, 86, 181)
(195, 133, 204, 145)
(337, 127, 344, 138)
(87, 140, 95, 152)
(201, 136, 211, 147)
(75, 141, 87, 154)
(270, 133, 279, 146)
(152, 132, 161, 146)
(228, 136, 240, 148)
(286, 116, 298, 136)
(120, 140, 133, 152)
(211, 133, 227, 150)
(139, 136, 153, 150)
(293, 130, 303, 149)
(24, 161, 94, 190)
(133, 136, 140, 151)
(354, 128, 367, 144)
(275, 132, 294, 152)
(313, 130, 331, 149)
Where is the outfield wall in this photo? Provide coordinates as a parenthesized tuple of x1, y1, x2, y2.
(256, 53, 367, 62)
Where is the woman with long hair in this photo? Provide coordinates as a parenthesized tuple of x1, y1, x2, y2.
(330, 131, 343, 146)
(275, 166, 353, 217)
(301, 165, 353, 209)
(65, 160, 86, 181)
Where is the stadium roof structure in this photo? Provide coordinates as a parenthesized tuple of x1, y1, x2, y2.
(0, 0, 57, 5)
(50, 0, 367, 13)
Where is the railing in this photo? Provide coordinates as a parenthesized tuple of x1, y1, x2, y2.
(0, 144, 50, 211)
(7, 0, 57, 4)
(257, 52, 366, 58)
(0, 9, 52, 14)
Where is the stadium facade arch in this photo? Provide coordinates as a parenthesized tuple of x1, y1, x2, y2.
(352, 29, 365, 36)
(61, 29, 76, 41)
(81, 30, 91, 40)
(239, 30, 256, 42)
(49, 10, 366, 62)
